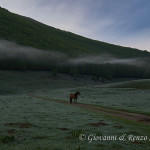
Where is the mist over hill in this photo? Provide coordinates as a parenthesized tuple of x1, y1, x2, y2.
(0, 39, 148, 67)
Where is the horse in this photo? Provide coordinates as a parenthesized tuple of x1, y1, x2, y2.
(70, 91, 80, 104)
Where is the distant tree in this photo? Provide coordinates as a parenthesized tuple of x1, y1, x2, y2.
(52, 69, 58, 76)
(69, 67, 80, 80)
(143, 70, 150, 79)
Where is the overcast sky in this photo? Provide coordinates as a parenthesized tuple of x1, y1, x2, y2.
(0, 0, 150, 51)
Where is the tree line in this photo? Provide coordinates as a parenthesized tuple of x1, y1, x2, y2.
(0, 58, 150, 79)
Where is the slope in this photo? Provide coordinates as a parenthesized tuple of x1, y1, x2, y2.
(0, 7, 150, 58)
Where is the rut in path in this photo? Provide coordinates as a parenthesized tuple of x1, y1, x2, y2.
(29, 94, 150, 125)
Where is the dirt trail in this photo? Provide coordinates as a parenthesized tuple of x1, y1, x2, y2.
(29, 94, 150, 125)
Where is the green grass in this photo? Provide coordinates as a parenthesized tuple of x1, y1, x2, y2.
(40, 82, 150, 115)
(0, 71, 150, 150)
(107, 79, 150, 89)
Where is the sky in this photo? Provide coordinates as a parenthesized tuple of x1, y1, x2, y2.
(0, 0, 150, 51)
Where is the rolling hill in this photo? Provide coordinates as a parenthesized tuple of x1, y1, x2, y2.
(0, 7, 150, 79)
(0, 7, 150, 58)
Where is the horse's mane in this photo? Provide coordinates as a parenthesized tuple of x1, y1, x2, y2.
(75, 91, 80, 96)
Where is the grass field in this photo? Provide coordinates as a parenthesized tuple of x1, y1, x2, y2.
(0, 71, 150, 150)
(40, 79, 150, 116)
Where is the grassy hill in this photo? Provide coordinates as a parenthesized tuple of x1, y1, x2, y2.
(0, 7, 150, 58)
(0, 7, 150, 79)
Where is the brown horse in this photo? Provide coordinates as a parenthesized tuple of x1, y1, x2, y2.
(70, 91, 80, 104)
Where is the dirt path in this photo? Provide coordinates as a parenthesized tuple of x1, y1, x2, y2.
(29, 94, 150, 125)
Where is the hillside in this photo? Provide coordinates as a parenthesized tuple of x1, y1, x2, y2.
(0, 7, 150, 58)
(0, 7, 150, 79)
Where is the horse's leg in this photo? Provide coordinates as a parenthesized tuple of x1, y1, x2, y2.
(70, 98, 72, 104)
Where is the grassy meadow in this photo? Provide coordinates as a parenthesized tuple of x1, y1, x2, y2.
(0, 71, 150, 150)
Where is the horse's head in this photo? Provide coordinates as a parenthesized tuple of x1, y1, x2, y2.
(77, 91, 80, 95)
